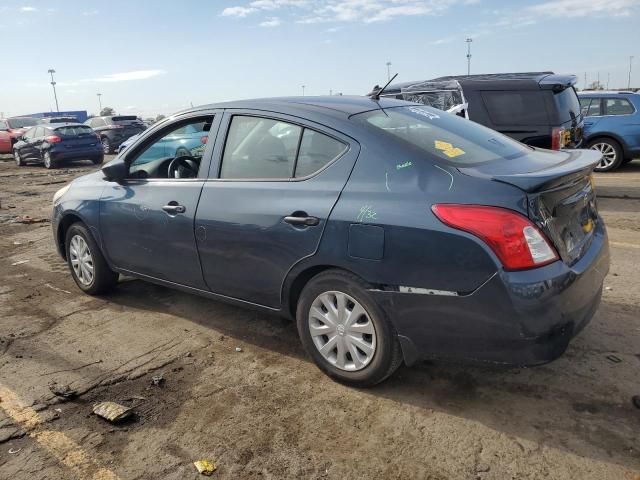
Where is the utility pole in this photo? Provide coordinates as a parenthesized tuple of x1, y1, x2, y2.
(329, 89, 333, 95)
(465, 38, 473, 76)
(97, 93, 102, 112)
(386, 61, 392, 81)
(584, 72, 587, 90)
(629, 56, 635, 89)
(48, 69, 59, 112)
(607, 72, 610, 90)
(301, 85, 306, 96)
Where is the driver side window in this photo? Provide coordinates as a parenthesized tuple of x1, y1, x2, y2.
(128, 116, 214, 179)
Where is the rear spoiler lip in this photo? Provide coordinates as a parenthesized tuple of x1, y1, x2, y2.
(458, 148, 601, 193)
(538, 74, 578, 92)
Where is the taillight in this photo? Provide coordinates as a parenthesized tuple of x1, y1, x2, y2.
(45, 135, 61, 143)
(432, 204, 558, 271)
(551, 127, 566, 150)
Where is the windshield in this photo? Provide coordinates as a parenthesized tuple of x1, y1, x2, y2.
(353, 106, 531, 166)
(554, 87, 581, 124)
(55, 125, 94, 136)
(8, 117, 38, 128)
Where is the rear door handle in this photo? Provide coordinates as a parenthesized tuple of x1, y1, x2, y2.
(284, 215, 319, 226)
(162, 203, 186, 214)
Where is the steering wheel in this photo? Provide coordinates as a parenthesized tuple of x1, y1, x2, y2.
(167, 156, 198, 179)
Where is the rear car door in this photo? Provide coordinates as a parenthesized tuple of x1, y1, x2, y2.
(195, 111, 359, 308)
(99, 113, 220, 289)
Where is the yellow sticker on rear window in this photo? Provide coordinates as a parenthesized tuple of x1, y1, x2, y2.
(434, 140, 465, 158)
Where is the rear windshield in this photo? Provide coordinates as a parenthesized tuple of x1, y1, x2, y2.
(554, 87, 581, 124)
(111, 116, 139, 123)
(353, 106, 531, 166)
(8, 117, 38, 128)
(55, 125, 94, 136)
(481, 91, 549, 126)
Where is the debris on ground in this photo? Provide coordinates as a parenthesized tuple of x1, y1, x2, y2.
(632, 395, 640, 409)
(605, 286, 613, 291)
(48, 382, 78, 399)
(606, 354, 622, 364)
(8, 447, 22, 454)
(13, 215, 50, 224)
(44, 283, 71, 294)
(151, 375, 165, 387)
(11, 260, 29, 266)
(93, 401, 133, 423)
(194, 459, 216, 475)
(235, 347, 242, 352)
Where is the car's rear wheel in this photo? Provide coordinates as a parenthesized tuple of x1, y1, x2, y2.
(65, 222, 118, 295)
(14, 149, 23, 166)
(43, 151, 55, 169)
(91, 155, 104, 165)
(296, 270, 402, 387)
(101, 137, 113, 154)
(589, 138, 623, 172)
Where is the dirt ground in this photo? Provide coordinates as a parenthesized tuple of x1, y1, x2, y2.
(0, 154, 639, 480)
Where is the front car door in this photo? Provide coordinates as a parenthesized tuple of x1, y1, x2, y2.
(99, 112, 221, 289)
(19, 127, 37, 159)
(195, 111, 359, 308)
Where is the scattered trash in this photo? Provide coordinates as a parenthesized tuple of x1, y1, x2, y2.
(235, 347, 242, 352)
(633, 395, 640, 409)
(8, 447, 22, 454)
(194, 459, 216, 475)
(605, 286, 613, 291)
(44, 283, 71, 294)
(48, 382, 78, 399)
(606, 354, 622, 364)
(185, 351, 193, 358)
(11, 260, 29, 266)
(13, 215, 50, 224)
(93, 402, 133, 423)
(151, 375, 165, 387)
(13, 241, 22, 245)
(54, 408, 62, 413)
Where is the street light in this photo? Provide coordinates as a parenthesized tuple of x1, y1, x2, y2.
(386, 61, 392, 81)
(465, 38, 473, 76)
(97, 93, 102, 112)
(629, 56, 635, 89)
(302, 84, 306, 96)
(47, 68, 59, 112)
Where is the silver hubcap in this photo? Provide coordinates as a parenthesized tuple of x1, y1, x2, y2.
(102, 139, 109, 153)
(69, 235, 94, 286)
(14, 151, 20, 164)
(308, 291, 377, 372)
(44, 153, 51, 168)
(591, 143, 616, 169)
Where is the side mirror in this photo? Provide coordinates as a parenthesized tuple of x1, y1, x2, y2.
(101, 157, 128, 181)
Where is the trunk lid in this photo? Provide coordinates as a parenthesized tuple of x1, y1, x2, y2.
(458, 148, 602, 266)
(55, 125, 99, 149)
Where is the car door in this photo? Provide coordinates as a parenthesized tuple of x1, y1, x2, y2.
(19, 127, 37, 159)
(582, 97, 603, 136)
(99, 113, 221, 289)
(195, 111, 359, 308)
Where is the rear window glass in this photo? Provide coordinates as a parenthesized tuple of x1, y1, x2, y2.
(604, 98, 634, 115)
(354, 106, 531, 166)
(481, 91, 549, 126)
(295, 130, 347, 177)
(554, 87, 581, 123)
(9, 117, 38, 128)
(56, 125, 94, 136)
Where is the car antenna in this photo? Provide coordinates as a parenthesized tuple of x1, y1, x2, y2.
(370, 73, 398, 101)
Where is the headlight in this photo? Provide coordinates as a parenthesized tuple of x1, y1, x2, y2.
(52, 184, 71, 204)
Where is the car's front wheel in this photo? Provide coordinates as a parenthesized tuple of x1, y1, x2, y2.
(14, 149, 23, 166)
(43, 151, 55, 169)
(296, 270, 403, 387)
(589, 138, 623, 172)
(91, 155, 104, 165)
(65, 222, 118, 295)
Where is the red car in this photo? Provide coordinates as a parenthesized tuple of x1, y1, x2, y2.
(0, 117, 39, 154)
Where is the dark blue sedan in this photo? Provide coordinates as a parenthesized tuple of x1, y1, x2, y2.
(51, 96, 609, 386)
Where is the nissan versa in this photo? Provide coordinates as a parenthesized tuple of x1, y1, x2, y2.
(51, 96, 609, 386)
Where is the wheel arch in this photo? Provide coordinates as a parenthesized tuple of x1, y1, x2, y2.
(56, 212, 103, 261)
(585, 133, 626, 150)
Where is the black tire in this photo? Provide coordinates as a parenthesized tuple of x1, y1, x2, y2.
(91, 155, 104, 165)
(101, 137, 113, 154)
(588, 137, 623, 172)
(13, 149, 23, 167)
(65, 222, 118, 295)
(43, 151, 55, 169)
(296, 269, 403, 387)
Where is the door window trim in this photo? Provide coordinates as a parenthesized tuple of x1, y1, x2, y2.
(210, 111, 351, 182)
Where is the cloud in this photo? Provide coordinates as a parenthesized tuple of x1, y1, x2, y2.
(20, 6, 37, 12)
(222, 6, 258, 17)
(82, 9, 99, 16)
(259, 16, 282, 26)
(85, 70, 167, 83)
(528, 0, 640, 17)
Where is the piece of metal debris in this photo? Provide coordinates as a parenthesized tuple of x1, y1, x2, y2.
(8, 447, 22, 454)
(606, 354, 622, 364)
(48, 383, 78, 399)
(44, 283, 71, 294)
(93, 402, 133, 423)
(605, 286, 613, 291)
(632, 395, 640, 409)
(11, 260, 29, 266)
(235, 347, 242, 352)
(194, 459, 216, 475)
(151, 375, 165, 386)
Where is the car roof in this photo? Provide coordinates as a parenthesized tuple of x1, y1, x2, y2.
(49, 122, 88, 127)
(578, 91, 638, 96)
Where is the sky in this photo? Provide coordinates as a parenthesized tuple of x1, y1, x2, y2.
(0, 0, 638, 118)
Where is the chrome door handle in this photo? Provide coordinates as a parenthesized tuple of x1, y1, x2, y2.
(162, 204, 186, 214)
(284, 215, 319, 226)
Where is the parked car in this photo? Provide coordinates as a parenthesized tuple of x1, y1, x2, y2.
(578, 91, 640, 171)
(38, 116, 78, 124)
(117, 121, 208, 156)
(372, 72, 583, 151)
(52, 96, 608, 386)
(13, 123, 103, 168)
(85, 115, 146, 154)
(0, 117, 39, 153)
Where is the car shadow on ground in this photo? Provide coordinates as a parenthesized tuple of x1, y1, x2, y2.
(101, 278, 640, 473)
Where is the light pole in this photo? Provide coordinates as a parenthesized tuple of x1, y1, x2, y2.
(47, 69, 59, 112)
(629, 56, 634, 89)
(97, 93, 102, 112)
(465, 38, 473, 76)
(301, 85, 306, 96)
(386, 61, 392, 81)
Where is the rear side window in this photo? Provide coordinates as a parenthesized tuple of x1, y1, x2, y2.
(553, 87, 581, 123)
(604, 98, 634, 115)
(585, 98, 601, 116)
(295, 130, 347, 178)
(0, 121, 7, 129)
(354, 106, 531, 166)
(481, 91, 549, 126)
(56, 126, 94, 136)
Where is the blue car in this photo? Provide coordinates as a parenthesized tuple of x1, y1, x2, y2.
(579, 91, 640, 171)
(51, 97, 608, 386)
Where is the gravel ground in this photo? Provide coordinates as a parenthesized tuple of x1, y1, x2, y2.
(0, 154, 639, 480)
